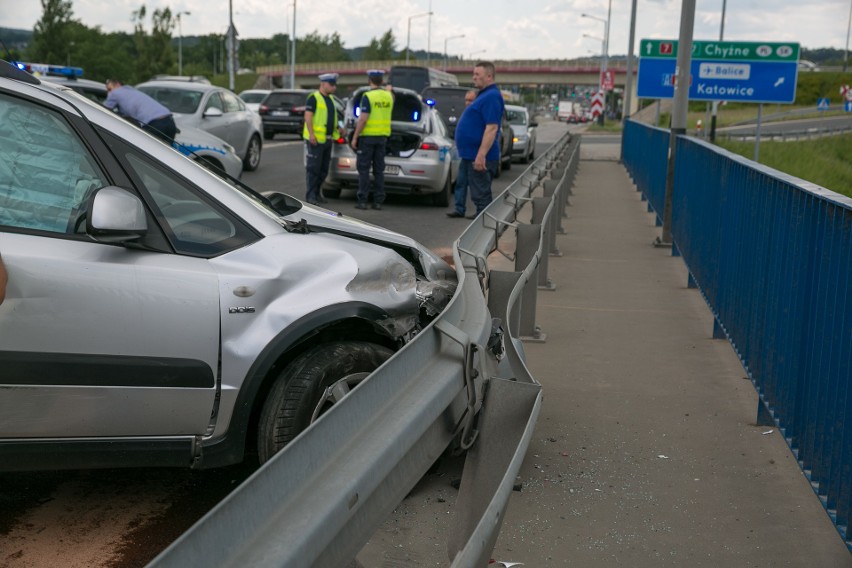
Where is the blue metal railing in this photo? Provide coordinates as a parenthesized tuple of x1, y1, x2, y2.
(623, 119, 852, 551)
(622, 120, 669, 221)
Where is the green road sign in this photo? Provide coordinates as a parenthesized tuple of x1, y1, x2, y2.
(640, 40, 799, 62)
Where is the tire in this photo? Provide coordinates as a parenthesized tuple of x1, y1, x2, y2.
(323, 186, 341, 199)
(257, 341, 393, 463)
(432, 172, 451, 207)
(242, 134, 262, 171)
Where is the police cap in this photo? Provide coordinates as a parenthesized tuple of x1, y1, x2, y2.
(318, 72, 338, 84)
(366, 69, 385, 78)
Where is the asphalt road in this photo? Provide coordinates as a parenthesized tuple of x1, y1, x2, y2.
(0, 118, 580, 568)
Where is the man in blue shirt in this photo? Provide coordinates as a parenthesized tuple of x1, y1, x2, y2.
(453, 62, 504, 218)
(105, 79, 177, 145)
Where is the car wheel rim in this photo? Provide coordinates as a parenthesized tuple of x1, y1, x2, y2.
(310, 372, 370, 423)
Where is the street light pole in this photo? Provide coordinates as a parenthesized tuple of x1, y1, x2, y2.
(582, 10, 609, 124)
(406, 12, 432, 64)
(177, 11, 190, 76)
(290, 0, 296, 88)
(443, 34, 465, 71)
(844, 0, 852, 72)
(468, 49, 486, 61)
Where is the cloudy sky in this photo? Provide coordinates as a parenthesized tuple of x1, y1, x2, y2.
(2, 0, 850, 61)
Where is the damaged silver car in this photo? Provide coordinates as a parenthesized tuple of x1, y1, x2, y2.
(0, 60, 457, 471)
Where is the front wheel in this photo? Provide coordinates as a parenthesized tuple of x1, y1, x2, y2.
(257, 341, 393, 463)
(243, 134, 262, 171)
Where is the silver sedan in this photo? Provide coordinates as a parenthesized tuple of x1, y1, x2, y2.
(324, 86, 458, 207)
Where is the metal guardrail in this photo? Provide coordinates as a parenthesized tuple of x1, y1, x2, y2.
(147, 132, 579, 567)
(719, 125, 852, 141)
(623, 120, 852, 552)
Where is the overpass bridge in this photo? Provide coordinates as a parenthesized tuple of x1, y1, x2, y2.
(255, 59, 638, 111)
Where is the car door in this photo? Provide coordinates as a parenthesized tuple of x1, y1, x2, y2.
(0, 89, 220, 439)
(221, 90, 251, 156)
(201, 91, 238, 151)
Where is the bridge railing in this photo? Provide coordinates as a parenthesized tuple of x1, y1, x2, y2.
(623, 120, 852, 551)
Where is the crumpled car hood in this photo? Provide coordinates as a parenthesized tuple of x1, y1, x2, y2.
(282, 205, 455, 282)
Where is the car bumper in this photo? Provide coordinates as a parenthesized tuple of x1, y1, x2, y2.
(326, 150, 452, 195)
(262, 118, 303, 134)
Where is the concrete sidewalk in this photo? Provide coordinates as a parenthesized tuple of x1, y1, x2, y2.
(489, 137, 852, 566)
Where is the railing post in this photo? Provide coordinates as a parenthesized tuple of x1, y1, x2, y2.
(487, 270, 523, 338)
(514, 223, 546, 342)
(541, 182, 565, 254)
(531, 198, 556, 291)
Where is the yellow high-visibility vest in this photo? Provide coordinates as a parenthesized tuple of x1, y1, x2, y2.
(303, 91, 339, 143)
(361, 89, 393, 137)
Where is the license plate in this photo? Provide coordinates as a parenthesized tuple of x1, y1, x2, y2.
(272, 110, 291, 117)
(384, 165, 400, 175)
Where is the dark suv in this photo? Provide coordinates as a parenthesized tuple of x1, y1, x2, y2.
(422, 86, 513, 174)
(258, 89, 311, 139)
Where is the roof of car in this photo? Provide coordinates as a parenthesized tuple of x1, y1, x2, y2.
(137, 80, 222, 93)
(505, 104, 527, 111)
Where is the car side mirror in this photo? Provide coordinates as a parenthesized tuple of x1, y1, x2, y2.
(87, 186, 148, 242)
(203, 107, 224, 118)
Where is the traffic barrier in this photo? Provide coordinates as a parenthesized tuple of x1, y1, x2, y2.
(147, 131, 579, 567)
(623, 119, 852, 552)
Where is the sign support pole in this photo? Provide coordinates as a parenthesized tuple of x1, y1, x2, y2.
(658, 0, 696, 247)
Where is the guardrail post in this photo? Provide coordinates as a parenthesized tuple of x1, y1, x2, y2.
(487, 270, 523, 338)
(532, 198, 556, 291)
(515, 223, 547, 342)
(541, 182, 565, 253)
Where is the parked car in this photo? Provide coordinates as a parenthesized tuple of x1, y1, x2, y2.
(505, 104, 538, 163)
(421, 85, 471, 138)
(324, 86, 458, 207)
(0, 59, 458, 471)
(238, 88, 272, 113)
(497, 109, 514, 175)
(136, 79, 263, 171)
(35, 70, 244, 179)
(421, 85, 512, 174)
(257, 88, 311, 139)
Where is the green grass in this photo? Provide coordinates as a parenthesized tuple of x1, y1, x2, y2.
(716, 134, 852, 198)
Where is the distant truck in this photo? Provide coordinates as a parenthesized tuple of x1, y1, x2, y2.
(557, 100, 578, 122)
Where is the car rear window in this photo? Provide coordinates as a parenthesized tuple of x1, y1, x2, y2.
(138, 87, 201, 114)
(350, 91, 424, 126)
(265, 92, 308, 107)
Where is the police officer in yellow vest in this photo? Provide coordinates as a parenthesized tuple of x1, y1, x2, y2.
(303, 72, 340, 205)
(350, 69, 393, 210)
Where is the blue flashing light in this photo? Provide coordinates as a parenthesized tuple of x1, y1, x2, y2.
(354, 107, 361, 118)
(12, 62, 84, 78)
(412, 111, 420, 121)
(425, 98, 436, 106)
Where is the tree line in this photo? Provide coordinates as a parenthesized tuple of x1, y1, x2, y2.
(3, 0, 405, 84)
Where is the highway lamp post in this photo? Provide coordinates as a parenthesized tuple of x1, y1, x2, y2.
(845, 0, 852, 72)
(177, 11, 190, 76)
(443, 34, 465, 71)
(290, 0, 297, 89)
(582, 10, 609, 125)
(406, 11, 433, 64)
(468, 49, 486, 61)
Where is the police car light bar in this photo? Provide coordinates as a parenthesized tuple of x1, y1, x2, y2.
(12, 62, 84, 78)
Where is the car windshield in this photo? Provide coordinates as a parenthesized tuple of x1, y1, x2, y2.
(506, 109, 528, 125)
(137, 86, 203, 114)
(240, 92, 268, 103)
